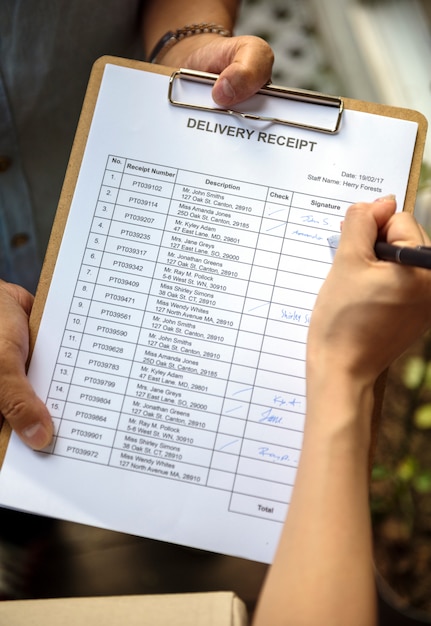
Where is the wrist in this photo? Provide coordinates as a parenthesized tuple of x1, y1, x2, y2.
(158, 32, 226, 68)
(305, 367, 375, 452)
(148, 24, 231, 65)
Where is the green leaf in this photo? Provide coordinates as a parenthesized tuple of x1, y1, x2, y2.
(371, 464, 391, 481)
(413, 471, 431, 494)
(396, 456, 417, 482)
(403, 356, 426, 389)
(419, 160, 431, 190)
(414, 404, 431, 429)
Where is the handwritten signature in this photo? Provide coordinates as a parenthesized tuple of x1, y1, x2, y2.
(281, 309, 311, 325)
(258, 446, 290, 463)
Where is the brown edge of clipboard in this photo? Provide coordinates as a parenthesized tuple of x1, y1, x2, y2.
(342, 96, 428, 472)
(0, 55, 428, 469)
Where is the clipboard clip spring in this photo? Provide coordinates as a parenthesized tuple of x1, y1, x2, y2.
(168, 68, 344, 134)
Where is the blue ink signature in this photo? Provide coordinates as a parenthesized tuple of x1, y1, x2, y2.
(258, 446, 290, 463)
(273, 395, 287, 407)
(301, 214, 329, 226)
(291, 229, 323, 242)
(281, 309, 311, 325)
(259, 409, 283, 425)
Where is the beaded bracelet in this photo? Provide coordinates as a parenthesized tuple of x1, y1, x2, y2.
(148, 22, 231, 64)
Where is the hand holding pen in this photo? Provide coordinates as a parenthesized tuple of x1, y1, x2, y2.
(310, 196, 431, 384)
(372, 195, 431, 268)
(328, 196, 431, 270)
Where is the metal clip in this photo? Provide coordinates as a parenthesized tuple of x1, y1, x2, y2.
(168, 68, 344, 134)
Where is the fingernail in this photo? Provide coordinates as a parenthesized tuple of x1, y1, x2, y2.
(375, 194, 396, 202)
(219, 77, 235, 102)
(21, 422, 51, 450)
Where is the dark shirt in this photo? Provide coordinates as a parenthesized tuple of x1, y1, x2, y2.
(0, 0, 144, 291)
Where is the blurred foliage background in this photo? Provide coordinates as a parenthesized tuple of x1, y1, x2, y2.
(371, 161, 431, 615)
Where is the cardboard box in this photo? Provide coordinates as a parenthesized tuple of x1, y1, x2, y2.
(0, 591, 248, 626)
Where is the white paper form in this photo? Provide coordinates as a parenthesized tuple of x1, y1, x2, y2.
(0, 64, 419, 563)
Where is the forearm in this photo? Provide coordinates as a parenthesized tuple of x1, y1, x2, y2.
(141, 0, 240, 59)
(253, 374, 377, 626)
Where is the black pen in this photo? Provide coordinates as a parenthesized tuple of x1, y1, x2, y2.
(328, 235, 431, 269)
(374, 242, 431, 269)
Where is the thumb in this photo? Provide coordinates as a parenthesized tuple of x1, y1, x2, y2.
(210, 36, 274, 105)
(0, 281, 53, 450)
(0, 358, 53, 450)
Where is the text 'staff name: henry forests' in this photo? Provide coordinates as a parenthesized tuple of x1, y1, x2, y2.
(186, 117, 318, 152)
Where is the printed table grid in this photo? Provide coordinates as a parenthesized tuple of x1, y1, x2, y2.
(44, 155, 351, 523)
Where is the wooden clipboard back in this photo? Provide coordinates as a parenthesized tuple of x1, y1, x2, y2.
(0, 57, 427, 466)
(342, 95, 427, 215)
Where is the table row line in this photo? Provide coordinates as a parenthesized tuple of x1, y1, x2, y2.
(93, 190, 347, 235)
(89, 212, 339, 262)
(52, 337, 306, 381)
(48, 416, 302, 465)
(47, 361, 306, 409)
(102, 157, 351, 214)
(48, 361, 306, 406)
(62, 313, 308, 360)
(48, 434, 295, 509)
(46, 399, 305, 437)
(80, 251, 327, 299)
(84, 230, 337, 274)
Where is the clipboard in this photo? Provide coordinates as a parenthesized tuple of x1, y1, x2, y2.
(0, 56, 427, 561)
(0, 56, 426, 463)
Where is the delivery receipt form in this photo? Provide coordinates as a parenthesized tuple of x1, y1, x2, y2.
(0, 64, 419, 563)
